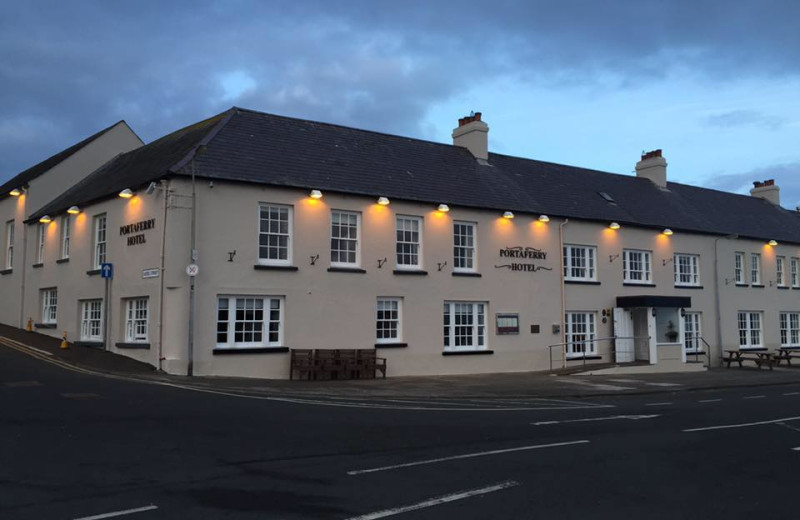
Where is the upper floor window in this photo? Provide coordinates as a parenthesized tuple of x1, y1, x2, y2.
(780, 312, 800, 347)
(124, 297, 149, 343)
(443, 301, 486, 351)
(60, 215, 71, 260)
(674, 253, 700, 286)
(93, 214, 107, 269)
(258, 204, 292, 266)
(453, 221, 476, 272)
(330, 210, 360, 267)
(4, 220, 13, 270)
(792, 258, 799, 288)
(750, 253, 761, 285)
(395, 216, 422, 269)
(42, 288, 57, 324)
(623, 249, 652, 284)
(565, 312, 596, 357)
(36, 223, 45, 264)
(216, 296, 284, 349)
(376, 298, 402, 344)
(777, 256, 787, 287)
(563, 245, 596, 281)
(734, 252, 745, 285)
(737, 311, 762, 349)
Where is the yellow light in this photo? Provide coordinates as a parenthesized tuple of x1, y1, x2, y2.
(119, 188, 134, 199)
(377, 196, 390, 206)
(538, 214, 550, 223)
(39, 215, 52, 223)
(437, 204, 450, 213)
(67, 206, 80, 215)
(503, 211, 514, 219)
(768, 239, 778, 246)
(9, 188, 22, 197)
(609, 222, 620, 230)
(310, 189, 323, 200)
(662, 228, 673, 236)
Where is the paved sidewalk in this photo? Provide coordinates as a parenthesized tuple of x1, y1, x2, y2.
(3, 323, 800, 399)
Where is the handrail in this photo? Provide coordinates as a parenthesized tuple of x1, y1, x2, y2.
(684, 334, 712, 367)
(547, 335, 651, 371)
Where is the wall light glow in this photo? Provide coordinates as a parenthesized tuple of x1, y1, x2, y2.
(609, 222, 620, 230)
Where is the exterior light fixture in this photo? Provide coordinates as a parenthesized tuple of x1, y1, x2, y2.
(662, 228, 673, 236)
(9, 188, 22, 197)
(309, 189, 323, 200)
(503, 211, 514, 219)
(377, 196, 390, 206)
(437, 204, 450, 213)
(67, 206, 80, 215)
(768, 239, 778, 246)
(538, 215, 550, 223)
(39, 215, 52, 223)
(609, 222, 620, 230)
(119, 188, 134, 199)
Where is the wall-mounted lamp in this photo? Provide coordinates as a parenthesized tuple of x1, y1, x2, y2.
(377, 196, 390, 206)
(538, 215, 550, 223)
(609, 222, 621, 230)
(9, 188, 22, 197)
(680, 308, 686, 317)
(652, 308, 657, 317)
(768, 240, 778, 246)
(662, 228, 673, 236)
(119, 188, 134, 199)
(437, 204, 450, 213)
(502, 211, 514, 219)
(67, 206, 80, 215)
(309, 189, 323, 200)
(39, 215, 52, 223)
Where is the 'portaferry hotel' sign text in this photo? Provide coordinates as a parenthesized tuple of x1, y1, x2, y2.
(495, 246, 552, 272)
(120, 218, 155, 246)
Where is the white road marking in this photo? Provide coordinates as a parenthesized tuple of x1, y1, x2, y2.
(345, 481, 519, 520)
(644, 382, 682, 387)
(73, 504, 158, 520)
(784, 392, 800, 396)
(792, 447, 800, 451)
(606, 378, 642, 383)
(559, 379, 634, 391)
(347, 440, 590, 475)
(698, 399, 722, 403)
(744, 395, 766, 399)
(532, 414, 659, 426)
(683, 416, 800, 432)
(776, 422, 800, 433)
(645, 402, 673, 406)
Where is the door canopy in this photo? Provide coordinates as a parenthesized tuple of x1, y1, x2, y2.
(616, 295, 691, 308)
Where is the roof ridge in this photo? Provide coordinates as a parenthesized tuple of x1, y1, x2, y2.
(168, 108, 237, 173)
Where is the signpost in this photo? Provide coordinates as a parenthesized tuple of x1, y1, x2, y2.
(100, 263, 113, 352)
(100, 263, 114, 279)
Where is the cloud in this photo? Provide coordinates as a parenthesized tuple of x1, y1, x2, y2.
(702, 162, 800, 209)
(705, 110, 785, 130)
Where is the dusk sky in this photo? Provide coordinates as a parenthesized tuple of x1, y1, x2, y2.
(2, 1, 799, 207)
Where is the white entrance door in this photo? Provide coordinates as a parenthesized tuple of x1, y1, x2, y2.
(647, 307, 658, 364)
(613, 307, 635, 363)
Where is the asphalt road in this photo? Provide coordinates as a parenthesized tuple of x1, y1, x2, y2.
(2, 344, 800, 520)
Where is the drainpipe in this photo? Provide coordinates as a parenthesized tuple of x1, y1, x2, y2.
(187, 161, 197, 377)
(156, 179, 170, 372)
(558, 218, 569, 368)
(714, 234, 738, 366)
(18, 188, 28, 329)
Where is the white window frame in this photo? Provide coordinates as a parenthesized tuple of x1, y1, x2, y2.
(42, 289, 57, 324)
(565, 312, 597, 358)
(683, 312, 702, 353)
(4, 220, 13, 270)
(453, 221, 477, 273)
(93, 214, 107, 269)
(125, 298, 149, 343)
(622, 249, 652, 284)
(376, 297, 403, 344)
(215, 296, 284, 349)
(330, 210, 361, 268)
(777, 256, 787, 287)
(443, 301, 487, 352)
(80, 300, 103, 341)
(60, 215, 71, 260)
(734, 252, 746, 285)
(737, 311, 763, 349)
(780, 312, 800, 347)
(791, 258, 799, 288)
(563, 244, 597, 281)
(258, 204, 293, 266)
(674, 253, 700, 286)
(750, 253, 761, 285)
(36, 223, 45, 264)
(395, 216, 423, 270)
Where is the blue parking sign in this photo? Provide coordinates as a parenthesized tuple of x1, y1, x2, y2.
(100, 263, 113, 279)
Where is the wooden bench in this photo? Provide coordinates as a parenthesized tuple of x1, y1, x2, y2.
(723, 349, 774, 370)
(774, 347, 800, 366)
(290, 349, 387, 380)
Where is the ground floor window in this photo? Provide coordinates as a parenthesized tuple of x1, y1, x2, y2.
(683, 312, 702, 353)
(80, 300, 103, 341)
(42, 289, 57, 324)
(737, 311, 762, 349)
(125, 298, 149, 343)
(443, 301, 486, 351)
(376, 298, 402, 343)
(565, 312, 596, 357)
(216, 296, 283, 349)
(780, 312, 800, 347)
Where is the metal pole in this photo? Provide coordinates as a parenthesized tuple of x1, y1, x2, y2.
(188, 160, 197, 377)
(103, 277, 109, 351)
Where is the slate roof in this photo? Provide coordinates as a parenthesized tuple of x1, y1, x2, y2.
(28, 107, 800, 244)
(0, 120, 131, 201)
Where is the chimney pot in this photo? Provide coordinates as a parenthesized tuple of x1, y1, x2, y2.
(750, 179, 780, 205)
(635, 149, 668, 188)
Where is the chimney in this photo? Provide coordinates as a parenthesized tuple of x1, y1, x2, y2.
(452, 112, 489, 161)
(635, 149, 667, 188)
(750, 179, 780, 205)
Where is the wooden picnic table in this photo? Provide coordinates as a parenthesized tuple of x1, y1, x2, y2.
(723, 349, 774, 370)
(774, 347, 800, 367)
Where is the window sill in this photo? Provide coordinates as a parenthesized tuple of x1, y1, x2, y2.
(375, 342, 407, 349)
(34, 323, 56, 329)
(213, 346, 289, 355)
(566, 355, 602, 361)
(115, 342, 150, 349)
(623, 282, 655, 287)
(0, 268, 11, 275)
(735, 283, 748, 287)
(86, 269, 101, 276)
(452, 271, 481, 277)
(31, 263, 43, 269)
(328, 267, 366, 274)
(777, 286, 790, 290)
(565, 280, 600, 285)
(751, 284, 765, 288)
(253, 264, 299, 271)
(74, 341, 104, 348)
(738, 347, 767, 351)
(442, 349, 494, 356)
(793, 287, 800, 290)
(56, 258, 70, 264)
(674, 285, 704, 290)
(393, 269, 427, 276)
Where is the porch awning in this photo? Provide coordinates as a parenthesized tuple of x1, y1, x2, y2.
(616, 295, 692, 308)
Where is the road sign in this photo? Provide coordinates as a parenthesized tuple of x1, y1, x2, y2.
(186, 264, 199, 277)
(142, 268, 160, 279)
(100, 263, 113, 279)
